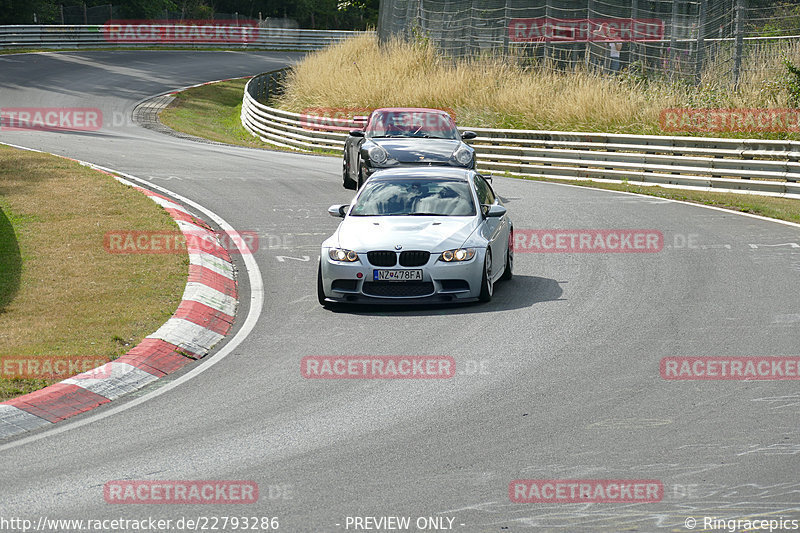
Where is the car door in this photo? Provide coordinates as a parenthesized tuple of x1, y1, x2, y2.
(473, 174, 507, 280)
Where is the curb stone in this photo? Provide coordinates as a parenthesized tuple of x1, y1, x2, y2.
(0, 181, 239, 440)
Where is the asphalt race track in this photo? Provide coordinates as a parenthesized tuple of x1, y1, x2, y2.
(1, 51, 799, 532)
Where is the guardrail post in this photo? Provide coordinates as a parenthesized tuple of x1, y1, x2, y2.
(544, 0, 551, 68)
(694, 0, 707, 85)
(248, 68, 290, 104)
(502, 1, 509, 56)
(669, 0, 679, 78)
(733, 0, 745, 87)
(585, 0, 594, 72)
(631, 0, 639, 68)
(268, 75, 274, 101)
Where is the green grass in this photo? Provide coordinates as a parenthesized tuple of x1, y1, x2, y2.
(159, 78, 267, 146)
(0, 145, 187, 400)
(159, 77, 338, 156)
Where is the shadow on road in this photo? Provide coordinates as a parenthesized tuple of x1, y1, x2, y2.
(326, 275, 565, 316)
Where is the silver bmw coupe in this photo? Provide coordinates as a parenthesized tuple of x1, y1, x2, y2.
(318, 167, 513, 306)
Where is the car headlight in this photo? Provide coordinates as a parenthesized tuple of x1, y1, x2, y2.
(328, 248, 359, 262)
(368, 145, 388, 164)
(452, 145, 473, 166)
(439, 248, 476, 262)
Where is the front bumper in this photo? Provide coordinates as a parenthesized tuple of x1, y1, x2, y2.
(320, 249, 485, 305)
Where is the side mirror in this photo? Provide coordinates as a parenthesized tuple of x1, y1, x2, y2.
(482, 204, 507, 218)
(328, 204, 349, 218)
(349, 130, 365, 137)
(461, 131, 477, 140)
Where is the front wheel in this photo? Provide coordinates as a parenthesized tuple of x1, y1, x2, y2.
(478, 249, 493, 303)
(343, 158, 357, 190)
(317, 261, 329, 307)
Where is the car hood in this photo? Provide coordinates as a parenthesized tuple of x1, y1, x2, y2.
(334, 215, 479, 252)
(368, 138, 462, 163)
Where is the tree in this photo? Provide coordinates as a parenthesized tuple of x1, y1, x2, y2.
(0, 0, 59, 24)
(117, 0, 178, 19)
(0, 0, 378, 27)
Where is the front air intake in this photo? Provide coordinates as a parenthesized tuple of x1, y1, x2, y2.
(399, 251, 430, 267)
(367, 251, 397, 267)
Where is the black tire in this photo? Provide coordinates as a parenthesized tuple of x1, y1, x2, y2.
(500, 228, 513, 281)
(478, 249, 493, 303)
(342, 158, 357, 190)
(317, 261, 329, 307)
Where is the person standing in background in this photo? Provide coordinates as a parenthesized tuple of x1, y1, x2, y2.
(609, 40, 622, 72)
(607, 26, 622, 73)
(591, 23, 623, 74)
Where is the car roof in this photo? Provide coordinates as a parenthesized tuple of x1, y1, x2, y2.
(371, 107, 451, 115)
(367, 167, 474, 181)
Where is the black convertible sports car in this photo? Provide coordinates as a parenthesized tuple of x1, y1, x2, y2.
(342, 107, 477, 190)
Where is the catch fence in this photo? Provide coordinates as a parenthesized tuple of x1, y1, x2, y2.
(377, 0, 800, 85)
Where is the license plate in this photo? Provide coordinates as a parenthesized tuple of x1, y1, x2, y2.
(374, 269, 423, 281)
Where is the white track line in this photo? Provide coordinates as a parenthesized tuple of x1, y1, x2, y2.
(2, 137, 797, 449)
(513, 177, 800, 230)
(0, 143, 264, 452)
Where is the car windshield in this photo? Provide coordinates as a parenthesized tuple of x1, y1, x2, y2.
(366, 110, 459, 140)
(349, 179, 476, 217)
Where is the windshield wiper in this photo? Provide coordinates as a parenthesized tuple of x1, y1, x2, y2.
(406, 212, 446, 216)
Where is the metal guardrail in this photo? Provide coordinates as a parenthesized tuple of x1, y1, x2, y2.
(242, 70, 800, 197)
(247, 68, 288, 105)
(0, 25, 366, 50)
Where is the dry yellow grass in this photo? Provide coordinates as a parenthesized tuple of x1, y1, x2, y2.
(276, 34, 800, 137)
(0, 145, 186, 400)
